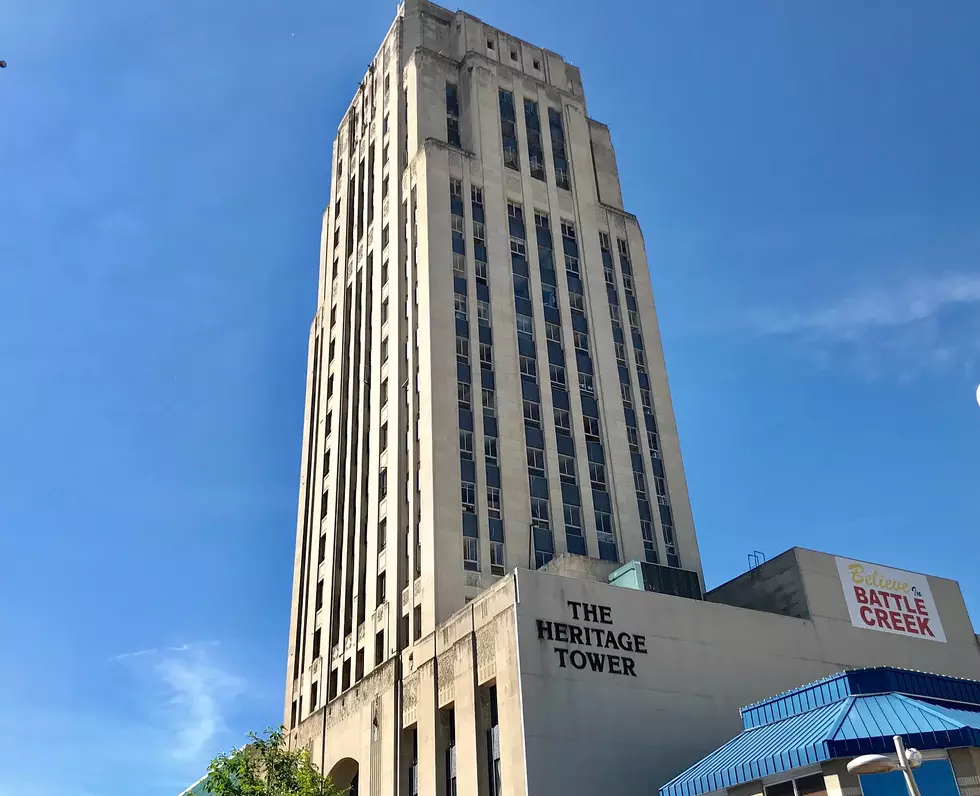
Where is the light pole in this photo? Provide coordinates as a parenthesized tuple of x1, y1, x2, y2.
(847, 735, 923, 796)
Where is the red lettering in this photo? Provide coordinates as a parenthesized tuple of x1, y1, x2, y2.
(859, 606, 876, 626)
(874, 608, 891, 628)
(869, 590, 883, 607)
(916, 616, 935, 638)
(854, 586, 869, 604)
(898, 594, 914, 613)
(889, 611, 905, 632)
(914, 598, 927, 615)
(904, 614, 919, 634)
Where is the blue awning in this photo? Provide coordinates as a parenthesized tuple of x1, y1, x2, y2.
(660, 668, 980, 796)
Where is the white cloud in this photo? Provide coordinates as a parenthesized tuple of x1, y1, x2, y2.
(753, 273, 980, 338)
(747, 272, 980, 378)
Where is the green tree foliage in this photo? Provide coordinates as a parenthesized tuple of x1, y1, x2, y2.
(204, 727, 347, 796)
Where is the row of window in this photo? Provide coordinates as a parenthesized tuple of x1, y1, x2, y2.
(497, 89, 571, 189)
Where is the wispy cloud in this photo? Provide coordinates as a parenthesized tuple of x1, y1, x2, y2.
(0, 642, 250, 796)
(746, 271, 980, 379)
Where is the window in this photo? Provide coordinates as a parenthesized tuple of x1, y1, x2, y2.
(378, 517, 387, 551)
(535, 212, 549, 229)
(480, 343, 493, 369)
(453, 252, 466, 275)
(380, 422, 389, 451)
(635, 348, 646, 371)
(560, 220, 576, 239)
(325, 411, 333, 435)
(524, 98, 545, 181)
(483, 388, 496, 416)
(640, 387, 652, 410)
(621, 382, 633, 409)
(487, 486, 501, 518)
(574, 330, 589, 353)
(549, 363, 566, 387)
(456, 336, 469, 363)
(615, 342, 627, 364)
(510, 237, 526, 257)
(629, 309, 641, 330)
(579, 372, 594, 394)
(564, 254, 580, 276)
(457, 381, 471, 409)
(589, 461, 606, 488)
(599, 231, 611, 251)
(473, 221, 486, 242)
(530, 497, 549, 525)
(627, 426, 640, 452)
(655, 475, 668, 504)
(381, 379, 388, 406)
(554, 407, 571, 432)
(484, 435, 498, 463)
(463, 536, 479, 571)
(381, 224, 390, 248)
(563, 504, 582, 532)
(477, 300, 491, 327)
(486, 38, 495, 50)
(609, 303, 622, 324)
(382, 259, 389, 284)
(633, 471, 647, 497)
(545, 321, 562, 342)
(377, 572, 387, 605)
(568, 290, 585, 313)
(446, 83, 461, 148)
(523, 399, 541, 426)
(328, 338, 336, 361)
(383, 113, 390, 135)
(475, 258, 488, 283)
(460, 430, 474, 460)
(647, 429, 661, 458)
(604, 267, 616, 288)
(490, 541, 505, 575)
(318, 533, 327, 562)
(595, 510, 614, 543)
(326, 375, 334, 399)
(381, 298, 389, 324)
(519, 355, 536, 380)
(507, 202, 522, 220)
(461, 481, 476, 512)
(510, 49, 518, 61)
(471, 186, 483, 204)
(451, 214, 465, 234)
(379, 468, 388, 498)
(526, 447, 545, 474)
(583, 416, 600, 440)
(449, 178, 463, 197)
(499, 90, 519, 170)
(454, 293, 467, 321)
(516, 314, 533, 337)
(623, 273, 634, 295)
(558, 453, 576, 483)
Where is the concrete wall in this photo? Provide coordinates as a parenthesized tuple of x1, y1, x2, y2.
(514, 550, 980, 796)
(707, 549, 810, 619)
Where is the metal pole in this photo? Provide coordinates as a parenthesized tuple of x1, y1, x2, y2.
(893, 735, 923, 796)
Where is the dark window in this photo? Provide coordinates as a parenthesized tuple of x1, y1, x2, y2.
(379, 468, 388, 498)
(446, 83, 461, 147)
(524, 98, 545, 180)
(549, 108, 570, 190)
(499, 90, 519, 170)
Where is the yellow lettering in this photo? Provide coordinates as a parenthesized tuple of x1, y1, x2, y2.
(848, 563, 909, 593)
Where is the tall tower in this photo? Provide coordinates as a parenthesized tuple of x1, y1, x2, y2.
(284, 0, 702, 742)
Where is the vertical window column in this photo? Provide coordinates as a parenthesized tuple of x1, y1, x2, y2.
(510, 202, 554, 569)
(499, 90, 520, 171)
(549, 107, 570, 190)
(473, 187, 506, 576)
(452, 178, 480, 573)
(446, 82, 461, 148)
(524, 98, 545, 180)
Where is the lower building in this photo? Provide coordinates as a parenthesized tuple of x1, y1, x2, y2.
(290, 547, 980, 795)
(662, 667, 980, 796)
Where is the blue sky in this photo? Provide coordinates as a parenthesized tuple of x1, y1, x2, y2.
(2, 0, 979, 793)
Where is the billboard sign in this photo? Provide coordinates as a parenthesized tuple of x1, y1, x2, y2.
(836, 556, 946, 643)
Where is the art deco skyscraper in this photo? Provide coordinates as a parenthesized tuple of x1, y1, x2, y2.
(284, 0, 703, 734)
